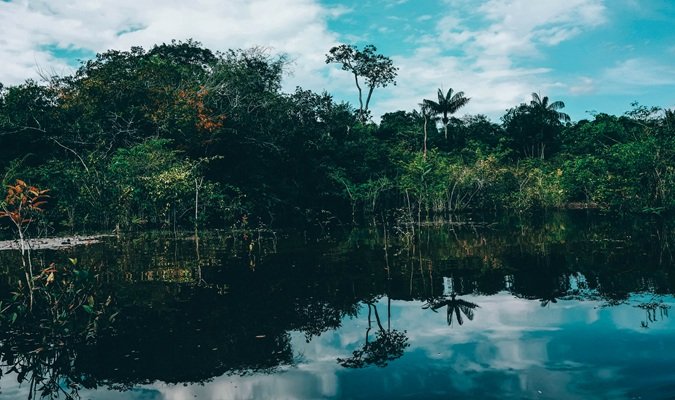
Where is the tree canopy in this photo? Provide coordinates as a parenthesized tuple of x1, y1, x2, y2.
(326, 44, 398, 123)
(0, 40, 673, 234)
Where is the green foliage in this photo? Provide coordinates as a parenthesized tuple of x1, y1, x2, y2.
(108, 139, 193, 226)
(560, 113, 628, 154)
(503, 93, 570, 160)
(397, 151, 524, 215)
(1, 40, 674, 230)
(326, 44, 397, 122)
(399, 151, 448, 215)
(0, 258, 116, 399)
(507, 160, 566, 210)
(2, 259, 115, 339)
(559, 107, 675, 212)
(561, 155, 608, 204)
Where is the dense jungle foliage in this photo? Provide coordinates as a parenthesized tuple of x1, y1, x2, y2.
(1, 40, 674, 233)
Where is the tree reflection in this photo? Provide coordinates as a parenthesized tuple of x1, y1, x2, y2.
(423, 294, 480, 327)
(338, 300, 409, 368)
(0, 335, 92, 399)
(539, 290, 563, 307)
(637, 300, 671, 328)
(0, 258, 117, 399)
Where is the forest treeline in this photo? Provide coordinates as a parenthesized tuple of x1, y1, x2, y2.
(1, 40, 674, 232)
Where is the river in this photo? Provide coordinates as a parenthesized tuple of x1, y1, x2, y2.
(0, 211, 674, 399)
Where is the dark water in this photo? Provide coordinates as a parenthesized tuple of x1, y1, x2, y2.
(1, 212, 675, 399)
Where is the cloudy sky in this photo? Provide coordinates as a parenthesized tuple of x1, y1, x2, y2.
(1, 0, 674, 121)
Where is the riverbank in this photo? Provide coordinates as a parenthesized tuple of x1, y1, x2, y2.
(0, 235, 111, 251)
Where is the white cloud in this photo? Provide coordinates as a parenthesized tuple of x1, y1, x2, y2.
(0, 0, 340, 93)
(477, 0, 606, 38)
(366, 0, 608, 120)
(375, 49, 548, 119)
(453, 0, 606, 63)
(569, 76, 596, 94)
(604, 58, 675, 87)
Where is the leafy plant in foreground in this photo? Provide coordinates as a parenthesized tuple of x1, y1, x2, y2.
(0, 179, 49, 309)
(0, 182, 117, 399)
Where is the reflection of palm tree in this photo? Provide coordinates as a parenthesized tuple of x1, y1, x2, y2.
(338, 300, 409, 368)
(637, 300, 671, 328)
(539, 290, 563, 307)
(423, 294, 479, 327)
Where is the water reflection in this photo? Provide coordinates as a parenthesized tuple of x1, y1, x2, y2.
(636, 299, 671, 328)
(0, 339, 77, 399)
(423, 294, 480, 327)
(338, 300, 409, 368)
(0, 212, 674, 398)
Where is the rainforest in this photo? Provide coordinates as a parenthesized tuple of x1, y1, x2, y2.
(0, 41, 673, 233)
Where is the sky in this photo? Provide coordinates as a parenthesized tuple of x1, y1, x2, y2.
(0, 0, 674, 122)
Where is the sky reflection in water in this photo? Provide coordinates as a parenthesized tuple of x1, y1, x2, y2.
(1, 213, 675, 399)
(4, 293, 666, 400)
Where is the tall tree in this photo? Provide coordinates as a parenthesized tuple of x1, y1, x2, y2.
(529, 92, 570, 159)
(325, 44, 398, 123)
(423, 88, 470, 139)
(503, 93, 570, 159)
(419, 102, 434, 159)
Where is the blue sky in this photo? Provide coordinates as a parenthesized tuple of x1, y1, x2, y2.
(1, 0, 673, 121)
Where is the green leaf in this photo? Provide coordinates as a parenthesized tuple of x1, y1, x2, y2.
(109, 311, 120, 322)
(69, 258, 78, 266)
(82, 305, 94, 314)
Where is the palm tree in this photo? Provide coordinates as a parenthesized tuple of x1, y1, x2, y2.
(529, 92, 570, 159)
(530, 92, 571, 122)
(423, 88, 470, 140)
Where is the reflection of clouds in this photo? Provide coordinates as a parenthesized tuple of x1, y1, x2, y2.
(4, 294, 675, 399)
(0, 374, 24, 399)
(151, 369, 335, 400)
(609, 294, 675, 332)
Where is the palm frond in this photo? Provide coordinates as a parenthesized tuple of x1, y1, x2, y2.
(549, 100, 566, 111)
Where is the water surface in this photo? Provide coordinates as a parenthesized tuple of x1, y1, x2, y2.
(1, 212, 674, 399)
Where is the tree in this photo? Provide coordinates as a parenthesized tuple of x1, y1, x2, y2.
(419, 102, 434, 158)
(529, 92, 570, 159)
(0, 81, 57, 170)
(377, 110, 431, 160)
(503, 93, 570, 159)
(325, 44, 398, 123)
(423, 88, 470, 140)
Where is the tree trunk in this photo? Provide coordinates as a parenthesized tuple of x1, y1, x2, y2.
(353, 72, 365, 122)
(18, 229, 34, 311)
(194, 177, 204, 236)
(423, 115, 428, 159)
